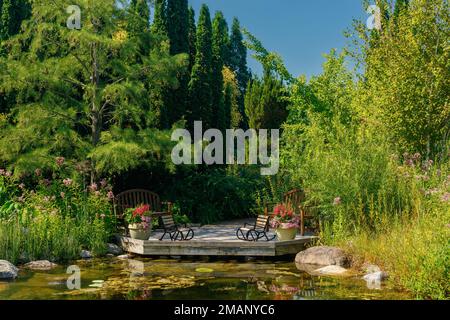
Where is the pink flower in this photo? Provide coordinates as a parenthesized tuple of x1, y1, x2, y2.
(89, 183, 98, 192)
(333, 197, 342, 206)
(35, 169, 42, 177)
(441, 193, 450, 203)
(100, 179, 107, 188)
(100, 214, 106, 219)
(63, 178, 73, 186)
(5, 171, 12, 177)
(19, 183, 25, 190)
(0, 169, 5, 176)
(56, 157, 65, 166)
(107, 191, 115, 200)
(60, 192, 65, 199)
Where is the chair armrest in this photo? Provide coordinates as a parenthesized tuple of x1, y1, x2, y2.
(161, 202, 173, 214)
(151, 211, 170, 218)
(243, 222, 256, 229)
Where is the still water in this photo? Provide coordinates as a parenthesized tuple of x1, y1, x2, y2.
(0, 257, 411, 300)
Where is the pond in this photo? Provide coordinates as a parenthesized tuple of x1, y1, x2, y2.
(0, 257, 411, 300)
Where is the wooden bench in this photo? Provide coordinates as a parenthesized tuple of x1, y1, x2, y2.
(264, 189, 317, 236)
(114, 189, 173, 231)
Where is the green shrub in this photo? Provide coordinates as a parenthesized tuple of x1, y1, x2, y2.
(0, 162, 115, 264)
(281, 113, 450, 299)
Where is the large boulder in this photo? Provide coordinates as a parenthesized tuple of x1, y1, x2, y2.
(107, 243, 123, 256)
(295, 246, 351, 267)
(80, 250, 92, 259)
(0, 260, 18, 280)
(24, 260, 58, 271)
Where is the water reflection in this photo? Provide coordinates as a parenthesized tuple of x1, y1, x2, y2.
(0, 257, 410, 300)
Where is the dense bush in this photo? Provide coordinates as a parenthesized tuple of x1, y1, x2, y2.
(281, 110, 449, 299)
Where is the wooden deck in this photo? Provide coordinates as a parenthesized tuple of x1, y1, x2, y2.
(117, 220, 317, 257)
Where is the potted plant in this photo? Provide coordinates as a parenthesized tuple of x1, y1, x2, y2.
(271, 204, 299, 241)
(124, 204, 153, 240)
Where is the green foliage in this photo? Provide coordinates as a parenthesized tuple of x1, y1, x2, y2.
(357, 0, 449, 158)
(187, 6, 196, 71)
(163, 0, 190, 127)
(0, 0, 186, 180)
(222, 66, 239, 129)
(151, 0, 168, 36)
(287, 49, 355, 127)
(0, 0, 30, 41)
(167, 166, 264, 225)
(242, 28, 293, 84)
(167, 0, 189, 55)
(228, 18, 250, 127)
(188, 4, 213, 129)
(211, 11, 229, 132)
(127, 0, 151, 35)
(0, 165, 114, 264)
(245, 76, 288, 130)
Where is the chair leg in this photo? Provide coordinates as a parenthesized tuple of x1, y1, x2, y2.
(248, 230, 258, 242)
(184, 229, 194, 241)
(159, 231, 168, 241)
(236, 228, 248, 241)
(264, 232, 276, 241)
(173, 231, 183, 241)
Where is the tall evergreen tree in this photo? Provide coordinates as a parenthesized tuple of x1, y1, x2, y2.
(151, 0, 167, 36)
(228, 18, 250, 127)
(167, 0, 189, 55)
(245, 75, 288, 130)
(188, 6, 196, 72)
(211, 11, 229, 131)
(223, 66, 240, 129)
(188, 4, 213, 129)
(165, 0, 190, 126)
(128, 0, 151, 35)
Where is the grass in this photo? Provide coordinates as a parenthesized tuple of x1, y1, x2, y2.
(0, 210, 110, 264)
(325, 205, 449, 300)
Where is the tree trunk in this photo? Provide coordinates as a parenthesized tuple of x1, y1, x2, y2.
(90, 42, 101, 184)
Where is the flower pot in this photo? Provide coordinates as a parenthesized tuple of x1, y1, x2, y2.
(276, 227, 297, 241)
(128, 223, 152, 240)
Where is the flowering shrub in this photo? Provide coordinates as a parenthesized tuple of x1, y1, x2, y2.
(271, 204, 300, 229)
(124, 204, 152, 230)
(0, 157, 117, 263)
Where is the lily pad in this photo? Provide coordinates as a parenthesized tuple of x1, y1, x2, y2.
(195, 268, 214, 273)
(92, 280, 104, 284)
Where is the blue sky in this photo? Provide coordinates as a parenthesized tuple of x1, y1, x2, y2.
(189, 0, 367, 79)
